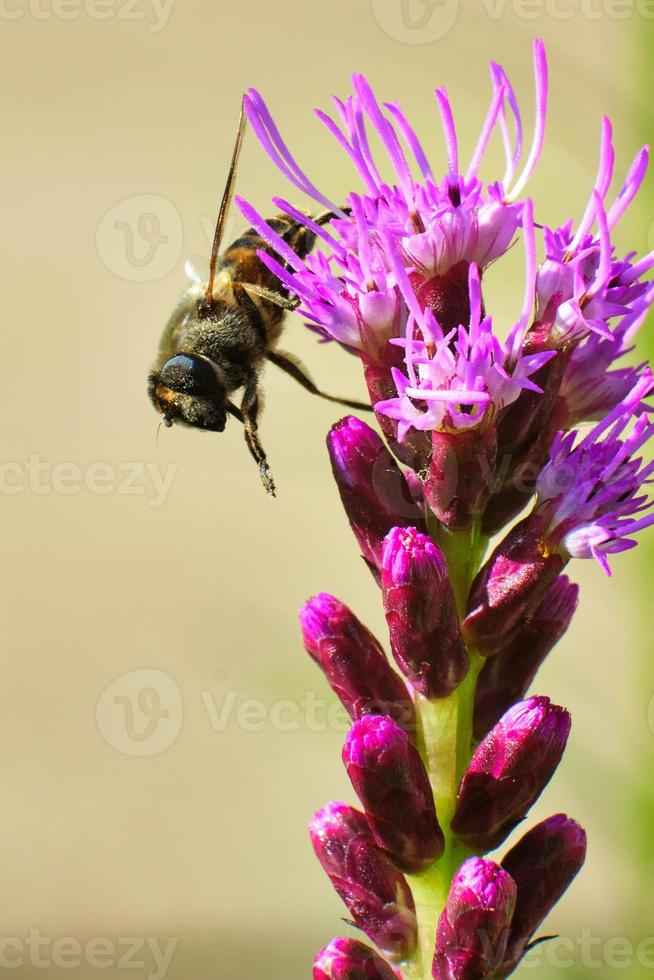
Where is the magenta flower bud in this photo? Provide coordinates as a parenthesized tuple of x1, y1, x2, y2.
(432, 857, 516, 980)
(343, 715, 444, 873)
(485, 352, 570, 537)
(452, 697, 571, 852)
(300, 594, 415, 733)
(463, 513, 567, 654)
(313, 938, 398, 980)
(381, 527, 468, 698)
(424, 426, 498, 530)
(498, 814, 587, 975)
(310, 802, 417, 962)
(327, 416, 426, 578)
(474, 577, 579, 738)
(363, 346, 432, 471)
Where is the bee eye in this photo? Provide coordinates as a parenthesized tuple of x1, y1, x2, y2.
(159, 354, 219, 396)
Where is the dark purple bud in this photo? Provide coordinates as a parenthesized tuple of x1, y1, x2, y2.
(381, 527, 468, 699)
(362, 345, 431, 471)
(473, 577, 579, 739)
(343, 715, 444, 873)
(411, 260, 472, 336)
(498, 814, 587, 976)
(327, 416, 426, 578)
(313, 938, 398, 980)
(494, 346, 567, 461)
(432, 857, 516, 980)
(484, 351, 568, 537)
(463, 513, 567, 654)
(310, 802, 417, 962)
(452, 697, 571, 852)
(300, 594, 414, 732)
(425, 426, 498, 530)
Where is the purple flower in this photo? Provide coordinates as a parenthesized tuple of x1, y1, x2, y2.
(483, 126, 654, 534)
(313, 938, 398, 980)
(474, 576, 579, 738)
(234, 43, 554, 456)
(310, 802, 417, 962)
(237, 43, 654, 483)
(374, 247, 554, 440)
(533, 116, 653, 358)
(343, 715, 444, 873)
(451, 697, 571, 852)
(300, 593, 414, 732)
(381, 527, 468, 697)
(498, 814, 587, 976)
(557, 301, 652, 428)
(327, 416, 426, 577)
(432, 858, 516, 980)
(534, 373, 654, 574)
(237, 44, 548, 357)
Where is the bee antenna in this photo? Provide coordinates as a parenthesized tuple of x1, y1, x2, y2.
(205, 97, 248, 306)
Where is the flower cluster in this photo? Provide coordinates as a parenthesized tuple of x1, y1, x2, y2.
(238, 40, 653, 980)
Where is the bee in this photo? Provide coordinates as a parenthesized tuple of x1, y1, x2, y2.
(148, 100, 370, 495)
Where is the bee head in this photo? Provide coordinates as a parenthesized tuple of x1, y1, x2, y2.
(148, 353, 228, 432)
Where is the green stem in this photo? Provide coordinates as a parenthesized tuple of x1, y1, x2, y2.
(428, 515, 488, 615)
(404, 517, 488, 980)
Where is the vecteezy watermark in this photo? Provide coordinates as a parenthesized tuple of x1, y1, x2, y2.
(96, 192, 241, 284)
(370, 0, 459, 43)
(0, 931, 178, 978)
(97, 669, 184, 757)
(0, 0, 175, 32)
(370, 0, 654, 43)
(515, 929, 654, 970)
(201, 690, 357, 735)
(480, 0, 654, 19)
(96, 194, 183, 282)
(96, 677, 418, 756)
(0, 456, 177, 507)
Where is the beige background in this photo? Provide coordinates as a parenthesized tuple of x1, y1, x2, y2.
(2, 1, 653, 977)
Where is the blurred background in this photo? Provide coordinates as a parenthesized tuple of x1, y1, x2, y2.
(1, 1, 653, 977)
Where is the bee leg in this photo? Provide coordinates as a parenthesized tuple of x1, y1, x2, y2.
(241, 283, 297, 310)
(241, 371, 276, 496)
(267, 349, 373, 412)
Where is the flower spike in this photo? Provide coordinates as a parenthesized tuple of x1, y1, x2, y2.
(239, 42, 653, 980)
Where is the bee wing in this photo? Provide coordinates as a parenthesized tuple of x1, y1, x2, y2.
(185, 256, 210, 287)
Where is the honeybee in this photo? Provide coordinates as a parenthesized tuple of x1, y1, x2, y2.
(148, 100, 370, 495)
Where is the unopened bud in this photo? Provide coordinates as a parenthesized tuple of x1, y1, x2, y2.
(473, 576, 579, 738)
(300, 594, 414, 732)
(310, 802, 417, 962)
(313, 938, 398, 980)
(432, 857, 516, 979)
(452, 697, 571, 852)
(463, 513, 567, 654)
(498, 814, 587, 976)
(327, 416, 426, 577)
(343, 715, 444, 873)
(381, 527, 468, 698)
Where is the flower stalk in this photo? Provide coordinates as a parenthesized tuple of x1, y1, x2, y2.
(405, 520, 486, 980)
